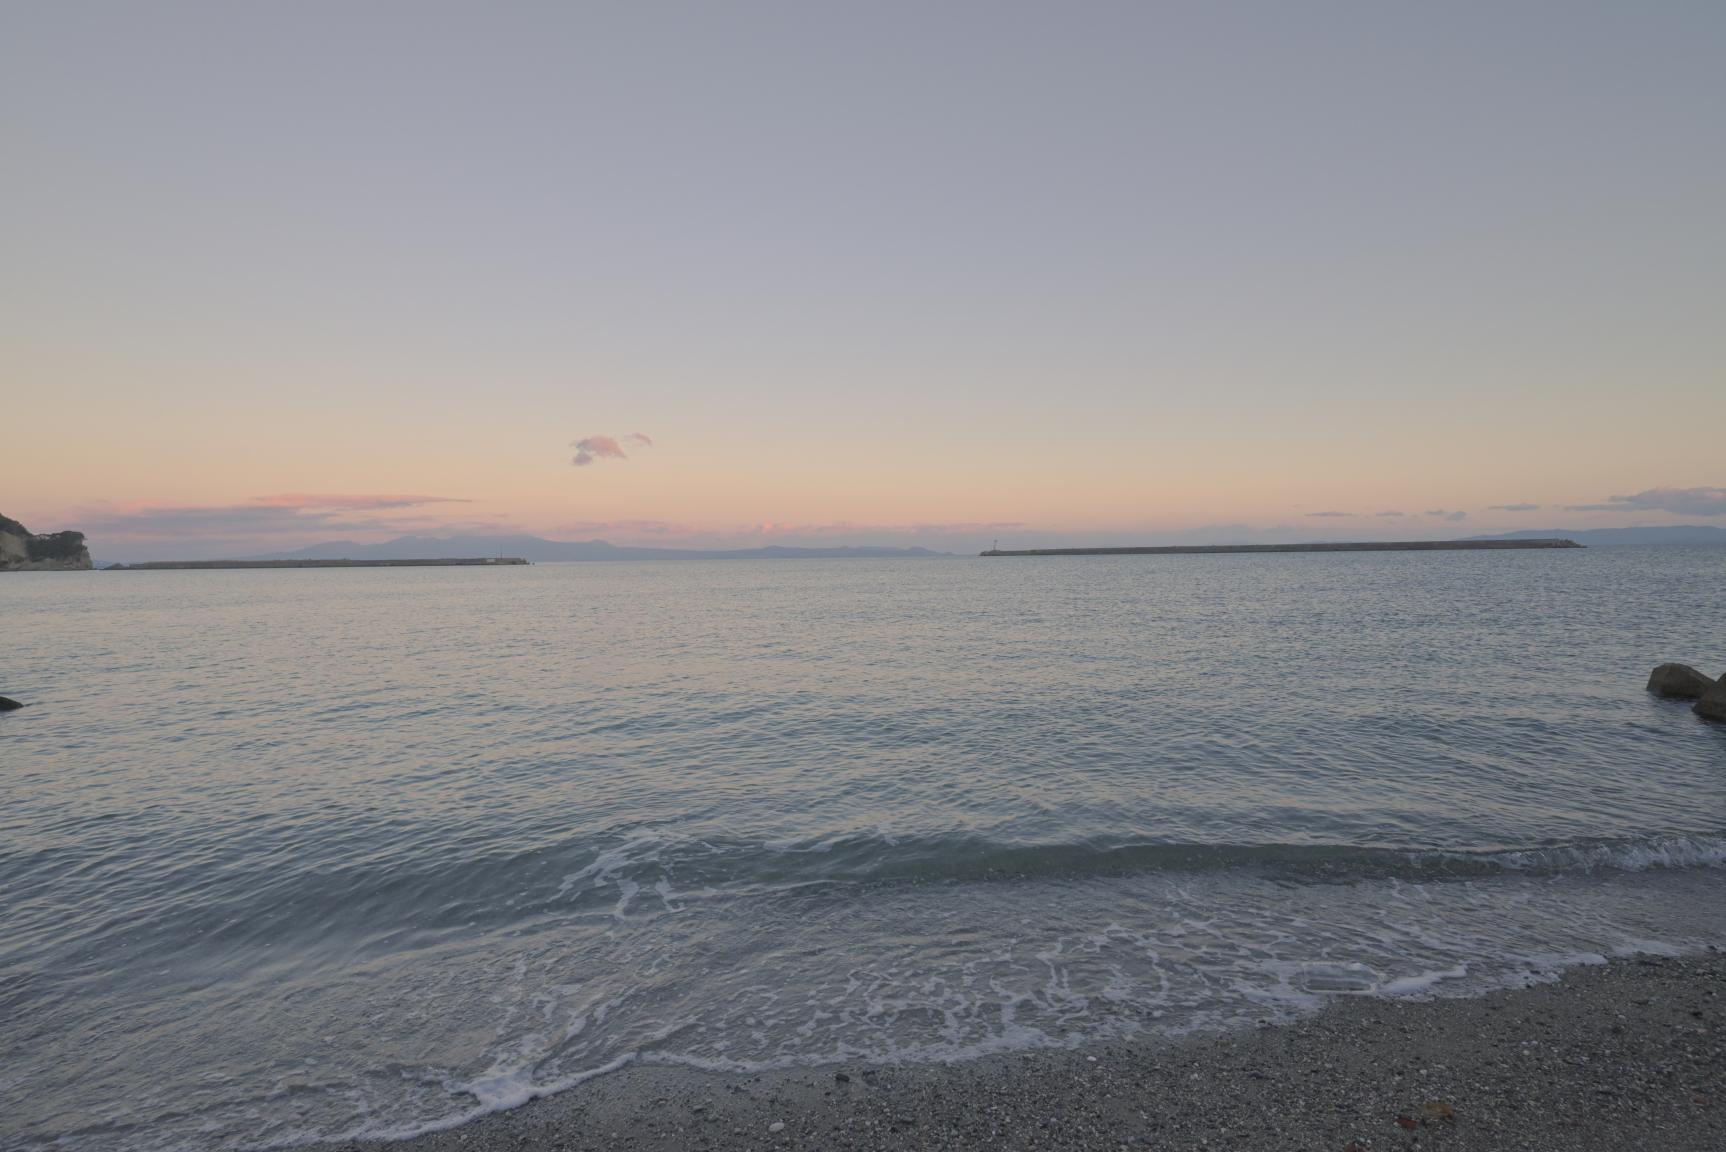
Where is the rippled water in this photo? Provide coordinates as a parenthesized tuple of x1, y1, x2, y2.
(4, 549, 1725, 1150)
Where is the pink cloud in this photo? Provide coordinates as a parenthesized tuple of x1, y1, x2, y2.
(544, 518, 1024, 549)
(552, 518, 695, 537)
(71, 494, 484, 559)
(244, 493, 470, 510)
(571, 433, 653, 467)
(745, 520, 1024, 538)
(1564, 486, 1726, 516)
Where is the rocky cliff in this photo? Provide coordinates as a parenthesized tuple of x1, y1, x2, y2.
(0, 513, 92, 571)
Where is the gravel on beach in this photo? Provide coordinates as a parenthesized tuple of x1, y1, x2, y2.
(321, 952, 1725, 1152)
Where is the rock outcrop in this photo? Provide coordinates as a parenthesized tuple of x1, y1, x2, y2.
(1647, 662, 1717, 700)
(1696, 676, 1726, 723)
(0, 513, 92, 571)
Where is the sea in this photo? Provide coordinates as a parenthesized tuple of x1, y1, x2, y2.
(4, 547, 1725, 1151)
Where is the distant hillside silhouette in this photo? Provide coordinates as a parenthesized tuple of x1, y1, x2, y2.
(1465, 525, 1725, 546)
(252, 534, 949, 562)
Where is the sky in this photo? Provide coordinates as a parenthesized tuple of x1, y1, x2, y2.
(3, 2, 1723, 559)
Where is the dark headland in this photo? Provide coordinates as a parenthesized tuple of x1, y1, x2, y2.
(983, 539, 1581, 557)
(107, 558, 530, 570)
(0, 511, 92, 571)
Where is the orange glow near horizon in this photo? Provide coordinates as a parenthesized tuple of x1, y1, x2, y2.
(3, 6, 1723, 558)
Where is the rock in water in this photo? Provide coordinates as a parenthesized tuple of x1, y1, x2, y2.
(1647, 663, 1716, 699)
(0, 696, 22, 711)
(1696, 676, 1726, 722)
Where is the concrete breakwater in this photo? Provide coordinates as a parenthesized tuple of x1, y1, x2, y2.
(982, 539, 1581, 556)
(108, 558, 530, 569)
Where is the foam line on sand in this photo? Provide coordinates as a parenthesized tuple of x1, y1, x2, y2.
(310, 950, 1725, 1152)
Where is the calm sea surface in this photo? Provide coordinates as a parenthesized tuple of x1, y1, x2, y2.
(4, 549, 1725, 1150)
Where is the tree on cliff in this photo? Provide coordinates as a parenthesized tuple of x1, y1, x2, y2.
(0, 512, 92, 570)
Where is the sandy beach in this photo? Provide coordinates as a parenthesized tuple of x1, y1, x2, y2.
(314, 951, 1724, 1152)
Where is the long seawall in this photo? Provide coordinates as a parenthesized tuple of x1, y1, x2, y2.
(108, 558, 530, 569)
(982, 539, 1580, 557)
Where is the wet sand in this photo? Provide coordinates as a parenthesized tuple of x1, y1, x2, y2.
(317, 951, 1724, 1152)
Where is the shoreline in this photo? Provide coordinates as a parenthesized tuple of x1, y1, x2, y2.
(314, 950, 1724, 1152)
(103, 558, 530, 569)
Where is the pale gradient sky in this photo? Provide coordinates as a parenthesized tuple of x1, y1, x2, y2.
(3, 2, 1723, 558)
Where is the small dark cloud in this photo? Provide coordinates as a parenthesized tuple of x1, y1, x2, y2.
(571, 436, 626, 467)
(1376, 511, 1405, 518)
(1306, 511, 1350, 518)
(1489, 503, 1542, 512)
(572, 433, 654, 467)
(1565, 486, 1726, 516)
(1424, 509, 1468, 522)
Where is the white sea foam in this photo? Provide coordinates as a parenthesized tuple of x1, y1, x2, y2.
(1379, 964, 1468, 996)
(555, 829, 669, 899)
(304, 1054, 643, 1149)
(1476, 834, 1726, 874)
(93, 867, 1726, 1152)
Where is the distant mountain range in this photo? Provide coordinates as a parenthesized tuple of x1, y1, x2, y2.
(250, 534, 950, 562)
(1464, 525, 1726, 546)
